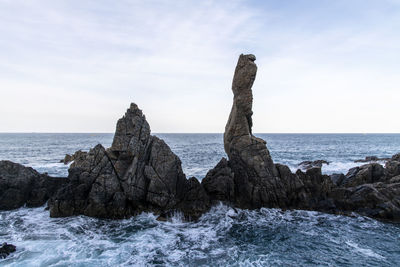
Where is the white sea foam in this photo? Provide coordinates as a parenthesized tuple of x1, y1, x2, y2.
(1, 203, 399, 266)
(346, 241, 385, 260)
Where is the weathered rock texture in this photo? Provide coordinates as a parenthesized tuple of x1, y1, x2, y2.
(49, 103, 210, 219)
(1, 53, 399, 222)
(60, 150, 87, 164)
(204, 54, 400, 221)
(0, 161, 67, 210)
(298, 160, 329, 170)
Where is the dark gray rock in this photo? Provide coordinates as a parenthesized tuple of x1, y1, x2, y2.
(298, 160, 329, 170)
(354, 156, 390, 163)
(207, 54, 332, 211)
(331, 182, 400, 221)
(205, 54, 400, 221)
(0, 161, 67, 210)
(392, 153, 400, 162)
(390, 175, 400, 183)
(60, 150, 87, 164)
(178, 177, 210, 220)
(202, 158, 235, 203)
(223, 54, 283, 209)
(4, 54, 400, 223)
(50, 103, 210, 219)
(330, 173, 345, 186)
(0, 243, 16, 259)
(385, 160, 400, 179)
(342, 163, 386, 187)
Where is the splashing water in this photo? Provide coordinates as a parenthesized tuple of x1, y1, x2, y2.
(1, 133, 400, 266)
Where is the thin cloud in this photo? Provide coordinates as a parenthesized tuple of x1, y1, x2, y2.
(0, 0, 399, 132)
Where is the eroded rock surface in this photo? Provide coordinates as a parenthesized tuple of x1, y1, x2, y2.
(60, 150, 87, 164)
(0, 161, 67, 210)
(2, 53, 400, 222)
(204, 53, 400, 221)
(298, 160, 329, 170)
(49, 103, 210, 219)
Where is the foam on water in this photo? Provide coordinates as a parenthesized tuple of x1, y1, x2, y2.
(1, 133, 400, 266)
(1, 204, 399, 266)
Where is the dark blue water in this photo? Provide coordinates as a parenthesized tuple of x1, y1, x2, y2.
(0, 133, 400, 266)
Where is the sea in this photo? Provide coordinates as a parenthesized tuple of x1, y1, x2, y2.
(0, 133, 399, 266)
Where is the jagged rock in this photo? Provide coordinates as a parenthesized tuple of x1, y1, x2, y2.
(0, 161, 68, 210)
(208, 54, 330, 211)
(392, 153, 400, 162)
(223, 54, 282, 208)
(296, 168, 336, 210)
(60, 154, 73, 164)
(385, 160, 400, 178)
(202, 158, 235, 202)
(330, 173, 345, 186)
(3, 54, 400, 223)
(390, 175, 400, 183)
(0, 243, 16, 259)
(341, 163, 386, 187)
(178, 177, 210, 220)
(60, 150, 87, 164)
(298, 160, 329, 170)
(50, 103, 210, 219)
(331, 182, 400, 221)
(204, 54, 400, 221)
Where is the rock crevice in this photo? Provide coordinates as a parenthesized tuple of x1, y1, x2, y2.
(0, 54, 399, 222)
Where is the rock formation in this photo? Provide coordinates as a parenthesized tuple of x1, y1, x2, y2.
(0, 243, 16, 259)
(222, 54, 294, 208)
(0, 53, 399, 222)
(0, 161, 67, 210)
(49, 103, 210, 219)
(354, 156, 390, 163)
(203, 54, 400, 221)
(60, 150, 87, 164)
(298, 160, 329, 170)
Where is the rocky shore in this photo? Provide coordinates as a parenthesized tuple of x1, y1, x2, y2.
(0, 54, 399, 227)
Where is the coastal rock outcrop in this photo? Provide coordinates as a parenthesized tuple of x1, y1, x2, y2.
(0, 161, 67, 210)
(0, 243, 16, 259)
(298, 160, 329, 170)
(1, 53, 400, 223)
(60, 150, 87, 164)
(203, 53, 400, 221)
(353, 156, 392, 163)
(49, 103, 210, 219)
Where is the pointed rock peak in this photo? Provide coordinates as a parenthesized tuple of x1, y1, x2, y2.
(111, 103, 150, 154)
(129, 102, 138, 111)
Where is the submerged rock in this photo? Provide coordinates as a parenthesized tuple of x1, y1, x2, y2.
(0, 243, 16, 259)
(0, 161, 67, 210)
(49, 103, 210, 219)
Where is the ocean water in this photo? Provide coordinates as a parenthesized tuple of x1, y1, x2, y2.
(0, 133, 400, 266)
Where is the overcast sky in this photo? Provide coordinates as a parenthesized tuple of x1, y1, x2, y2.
(1, 0, 399, 133)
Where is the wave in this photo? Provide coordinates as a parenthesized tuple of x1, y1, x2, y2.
(1, 204, 399, 266)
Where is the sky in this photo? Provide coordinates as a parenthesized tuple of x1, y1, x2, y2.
(0, 0, 399, 133)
